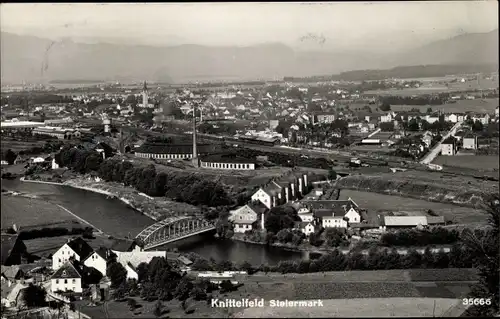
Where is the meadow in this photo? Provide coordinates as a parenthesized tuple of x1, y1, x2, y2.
(388, 98, 499, 114)
(0, 195, 80, 230)
(338, 189, 487, 225)
(0, 139, 47, 153)
(433, 155, 499, 171)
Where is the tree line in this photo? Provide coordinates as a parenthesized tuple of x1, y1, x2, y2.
(54, 146, 231, 207)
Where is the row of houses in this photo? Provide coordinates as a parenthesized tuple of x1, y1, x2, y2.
(229, 171, 311, 233)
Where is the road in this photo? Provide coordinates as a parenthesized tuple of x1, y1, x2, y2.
(420, 121, 463, 165)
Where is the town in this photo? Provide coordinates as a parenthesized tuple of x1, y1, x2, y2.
(1, 2, 499, 319)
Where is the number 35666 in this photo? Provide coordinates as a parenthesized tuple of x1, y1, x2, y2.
(463, 298, 492, 306)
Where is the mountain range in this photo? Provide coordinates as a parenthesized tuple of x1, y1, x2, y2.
(1, 29, 498, 84)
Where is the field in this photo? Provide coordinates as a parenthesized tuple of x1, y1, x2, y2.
(75, 268, 475, 318)
(433, 155, 499, 171)
(388, 98, 499, 114)
(0, 139, 46, 153)
(338, 189, 487, 225)
(0, 195, 81, 230)
(23, 234, 117, 258)
(234, 298, 462, 318)
(364, 77, 499, 96)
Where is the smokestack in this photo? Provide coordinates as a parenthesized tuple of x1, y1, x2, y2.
(192, 103, 199, 167)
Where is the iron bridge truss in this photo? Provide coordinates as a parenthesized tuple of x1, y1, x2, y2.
(135, 216, 215, 249)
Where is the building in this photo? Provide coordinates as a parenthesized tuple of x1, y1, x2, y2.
(83, 248, 109, 277)
(200, 154, 256, 170)
(380, 112, 395, 123)
(383, 216, 428, 229)
(134, 143, 216, 160)
(1, 282, 28, 308)
(301, 198, 361, 229)
(495, 106, 499, 118)
(269, 120, 280, 131)
(52, 237, 94, 271)
(1, 235, 27, 266)
(441, 137, 457, 156)
(294, 222, 316, 235)
(313, 113, 336, 124)
(251, 182, 282, 209)
(462, 133, 478, 150)
(32, 126, 81, 140)
(229, 202, 268, 233)
(0, 152, 20, 166)
(112, 250, 167, 280)
(50, 260, 84, 293)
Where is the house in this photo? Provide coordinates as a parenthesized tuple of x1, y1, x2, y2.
(383, 216, 428, 229)
(441, 137, 457, 156)
(294, 222, 316, 235)
(302, 198, 362, 228)
(1, 281, 28, 308)
(30, 157, 45, 164)
(462, 133, 478, 150)
(52, 237, 94, 271)
(112, 250, 167, 280)
(251, 183, 281, 209)
(380, 112, 395, 123)
(422, 131, 434, 148)
(1, 234, 27, 266)
(50, 260, 85, 293)
(425, 114, 440, 124)
(83, 247, 110, 277)
(0, 152, 20, 166)
(229, 202, 268, 233)
(1, 266, 24, 287)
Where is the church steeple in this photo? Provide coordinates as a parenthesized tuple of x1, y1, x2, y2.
(141, 81, 148, 108)
(143, 81, 148, 92)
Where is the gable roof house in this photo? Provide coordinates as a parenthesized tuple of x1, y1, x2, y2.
(50, 260, 86, 293)
(1, 265, 25, 287)
(1, 234, 27, 266)
(52, 237, 94, 271)
(112, 250, 167, 280)
(301, 198, 362, 229)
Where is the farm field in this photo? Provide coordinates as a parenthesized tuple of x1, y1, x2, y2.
(338, 189, 487, 225)
(433, 155, 499, 171)
(387, 98, 499, 114)
(0, 139, 46, 153)
(0, 195, 81, 230)
(234, 297, 463, 318)
(24, 234, 117, 258)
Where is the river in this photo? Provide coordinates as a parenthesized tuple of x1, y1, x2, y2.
(1, 179, 305, 265)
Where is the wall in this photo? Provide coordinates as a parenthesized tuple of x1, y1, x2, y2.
(201, 161, 255, 170)
(83, 253, 107, 276)
(51, 278, 82, 293)
(52, 244, 79, 271)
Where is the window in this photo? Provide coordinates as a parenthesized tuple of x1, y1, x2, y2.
(64, 279, 68, 284)
(72, 279, 76, 284)
(56, 279, 59, 284)
(58, 258, 61, 263)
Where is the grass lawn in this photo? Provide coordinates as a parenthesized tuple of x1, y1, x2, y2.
(338, 189, 487, 225)
(1, 139, 46, 153)
(433, 155, 499, 171)
(1, 195, 81, 230)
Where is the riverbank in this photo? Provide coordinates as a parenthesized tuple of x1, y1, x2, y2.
(21, 176, 200, 222)
(231, 233, 334, 254)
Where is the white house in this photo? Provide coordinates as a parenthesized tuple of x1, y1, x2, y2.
(321, 216, 348, 228)
(52, 238, 94, 271)
(50, 261, 84, 293)
(229, 203, 267, 233)
(251, 183, 282, 210)
(441, 139, 456, 156)
(294, 222, 316, 235)
(51, 158, 60, 169)
(83, 248, 109, 277)
(31, 157, 45, 164)
(113, 251, 167, 280)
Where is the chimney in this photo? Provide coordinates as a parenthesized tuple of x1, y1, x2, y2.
(192, 103, 199, 168)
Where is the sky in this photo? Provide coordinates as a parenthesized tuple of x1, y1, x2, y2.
(1, 2, 498, 51)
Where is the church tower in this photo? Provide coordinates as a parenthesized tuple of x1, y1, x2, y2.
(142, 81, 148, 108)
(192, 103, 199, 167)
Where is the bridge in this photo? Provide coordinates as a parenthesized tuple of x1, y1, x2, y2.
(135, 216, 216, 250)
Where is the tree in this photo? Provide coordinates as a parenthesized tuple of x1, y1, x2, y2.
(324, 228, 345, 247)
(379, 103, 391, 112)
(426, 107, 433, 114)
(4, 149, 17, 165)
(328, 168, 337, 181)
(408, 119, 420, 132)
(107, 262, 127, 288)
(23, 284, 47, 308)
(127, 298, 137, 310)
(154, 300, 163, 317)
(472, 120, 484, 132)
(463, 197, 499, 316)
